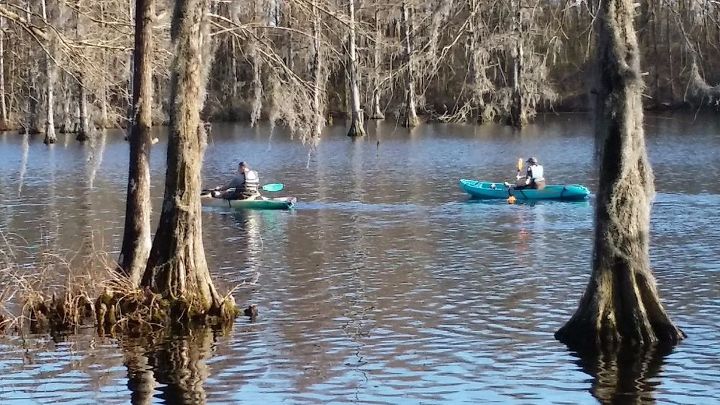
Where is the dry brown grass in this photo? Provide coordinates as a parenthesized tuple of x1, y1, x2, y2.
(0, 232, 247, 337)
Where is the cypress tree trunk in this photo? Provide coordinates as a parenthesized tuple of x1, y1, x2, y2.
(310, 0, 324, 138)
(41, 0, 56, 144)
(369, 9, 384, 120)
(74, 0, 89, 142)
(508, 0, 524, 128)
(25, 3, 42, 135)
(99, 2, 110, 128)
(346, 0, 365, 137)
(249, 1, 263, 127)
(249, 41, 262, 127)
(401, 1, 419, 128)
(76, 77, 90, 141)
(142, 0, 231, 319)
(59, 72, 73, 133)
(555, 0, 685, 349)
(119, 0, 154, 286)
(0, 17, 8, 130)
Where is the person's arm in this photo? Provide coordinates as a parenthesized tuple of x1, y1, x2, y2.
(218, 175, 242, 191)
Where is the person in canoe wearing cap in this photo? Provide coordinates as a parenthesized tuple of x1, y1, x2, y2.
(514, 157, 545, 190)
(505, 157, 545, 190)
(213, 161, 261, 200)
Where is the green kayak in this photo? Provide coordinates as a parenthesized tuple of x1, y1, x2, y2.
(459, 179, 590, 201)
(201, 194, 297, 210)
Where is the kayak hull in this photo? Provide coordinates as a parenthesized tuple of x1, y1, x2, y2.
(201, 195, 297, 210)
(459, 179, 590, 201)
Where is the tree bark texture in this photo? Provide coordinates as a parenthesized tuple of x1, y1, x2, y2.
(142, 0, 225, 316)
(119, 0, 154, 287)
(401, 2, 419, 128)
(369, 9, 384, 120)
(310, 0, 324, 139)
(0, 17, 8, 130)
(76, 76, 90, 141)
(41, 0, 56, 144)
(508, 0, 524, 129)
(346, 0, 365, 136)
(555, 0, 685, 349)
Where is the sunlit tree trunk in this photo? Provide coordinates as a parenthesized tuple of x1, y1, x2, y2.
(346, 0, 365, 136)
(41, 0, 56, 144)
(0, 17, 8, 130)
(76, 76, 90, 141)
(25, 2, 42, 134)
(285, 3, 294, 71)
(369, 8, 384, 120)
(74, 0, 89, 141)
(249, 4, 263, 127)
(310, 0, 324, 138)
(508, 0, 524, 128)
(119, 0, 154, 286)
(59, 73, 73, 133)
(99, 2, 110, 128)
(142, 0, 230, 318)
(401, 1, 418, 128)
(555, 0, 685, 349)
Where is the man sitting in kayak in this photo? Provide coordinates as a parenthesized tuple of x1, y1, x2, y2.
(213, 161, 260, 200)
(513, 157, 546, 190)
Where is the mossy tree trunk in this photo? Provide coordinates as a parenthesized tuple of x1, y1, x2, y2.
(142, 0, 229, 318)
(555, 0, 684, 349)
(346, 0, 365, 137)
(119, 0, 154, 286)
(401, 1, 419, 128)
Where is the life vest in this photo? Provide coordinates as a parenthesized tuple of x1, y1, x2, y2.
(528, 164, 544, 182)
(242, 170, 260, 193)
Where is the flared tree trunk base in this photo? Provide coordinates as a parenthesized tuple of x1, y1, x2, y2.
(76, 130, 89, 142)
(347, 118, 365, 137)
(402, 113, 419, 128)
(96, 287, 239, 335)
(556, 317, 686, 352)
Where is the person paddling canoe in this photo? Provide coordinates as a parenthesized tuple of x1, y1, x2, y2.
(213, 161, 260, 200)
(506, 157, 546, 191)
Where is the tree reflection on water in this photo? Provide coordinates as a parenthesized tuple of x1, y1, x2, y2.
(122, 326, 217, 405)
(570, 342, 675, 404)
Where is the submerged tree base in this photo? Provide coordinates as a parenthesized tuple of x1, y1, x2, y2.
(555, 317, 686, 353)
(95, 287, 240, 335)
(25, 290, 95, 334)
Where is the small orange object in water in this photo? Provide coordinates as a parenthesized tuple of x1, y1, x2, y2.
(507, 195, 517, 204)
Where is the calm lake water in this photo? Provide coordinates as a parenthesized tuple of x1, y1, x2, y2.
(0, 114, 718, 404)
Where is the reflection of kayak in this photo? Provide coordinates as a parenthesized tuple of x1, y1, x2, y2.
(459, 179, 590, 201)
(201, 194, 297, 210)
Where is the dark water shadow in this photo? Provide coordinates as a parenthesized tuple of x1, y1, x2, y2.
(121, 326, 218, 405)
(569, 342, 675, 404)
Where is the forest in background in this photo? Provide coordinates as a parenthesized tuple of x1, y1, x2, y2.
(1, 0, 719, 141)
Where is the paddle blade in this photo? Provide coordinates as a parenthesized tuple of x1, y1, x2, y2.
(517, 158, 523, 172)
(262, 183, 284, 192)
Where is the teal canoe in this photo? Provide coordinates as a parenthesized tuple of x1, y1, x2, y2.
(201, 195, 297, 210)
(459, 179, 590, 201)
